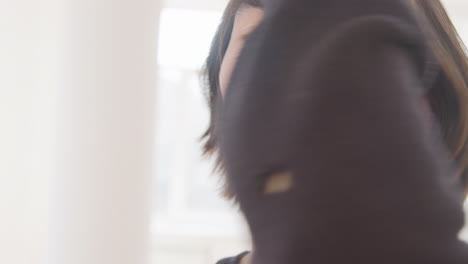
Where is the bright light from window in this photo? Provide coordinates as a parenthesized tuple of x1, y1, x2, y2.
(157, 8, 222, 70)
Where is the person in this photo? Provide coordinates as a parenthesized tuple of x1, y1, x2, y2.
(200, 0, 468, 263)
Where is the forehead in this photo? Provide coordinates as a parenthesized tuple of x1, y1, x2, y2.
(234, 4, 264, 30)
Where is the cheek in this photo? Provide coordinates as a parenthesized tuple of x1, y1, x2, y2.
(219, 51, 237, 97)
(219, 41, 243, 97)
(219, 61, 231, 97)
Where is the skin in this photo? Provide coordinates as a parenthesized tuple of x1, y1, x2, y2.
(239, 252, 252, 264)
(219, 5, 264, 95)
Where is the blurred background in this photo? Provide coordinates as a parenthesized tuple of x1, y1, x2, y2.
(0, 0, 467, 264)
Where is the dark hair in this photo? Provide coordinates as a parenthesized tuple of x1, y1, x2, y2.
(409, 0, 468, 194)
(200, 0, 262, 197)
(201, 0, 468, 198)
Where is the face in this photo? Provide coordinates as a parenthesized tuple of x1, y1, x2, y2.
(219, 5, 264, 96)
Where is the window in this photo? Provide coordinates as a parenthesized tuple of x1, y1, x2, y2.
(152, 8, 250, 264)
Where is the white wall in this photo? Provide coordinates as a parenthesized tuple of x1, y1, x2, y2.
(51, 0, 161, 264)
(0, 0, 49, 263)
(0, 0, 161, 264)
